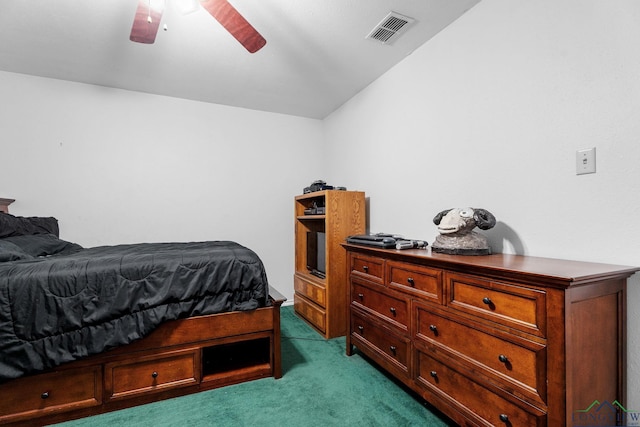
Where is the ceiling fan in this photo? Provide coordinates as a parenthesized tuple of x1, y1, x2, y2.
(130, 0, 266, 53)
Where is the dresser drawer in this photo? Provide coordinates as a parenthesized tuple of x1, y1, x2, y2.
(387, 261, 442, 303)
(294, 293, 326, 333)
(351, 280, 409, 332)
(105, 348, 199, 400)
(0, 365, 102, 423)
(351, 309, 410, 380)
(415, 304, 547, 405)
(415, 350, 546, 427)
(446, 273, 547, 337)
(351, 253, 385, 284)
(294, 273, 326, 307)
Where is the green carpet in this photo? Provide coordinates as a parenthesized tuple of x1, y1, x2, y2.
(54, 306, 453, 426)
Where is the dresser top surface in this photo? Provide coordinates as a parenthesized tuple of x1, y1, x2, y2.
(344, 243, 639, 286)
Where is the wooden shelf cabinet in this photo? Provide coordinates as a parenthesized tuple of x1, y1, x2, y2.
(294, 190, 365, 338)
(345, 244, 639, 427)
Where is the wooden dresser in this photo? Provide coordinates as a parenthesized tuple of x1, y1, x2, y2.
(344, 244, 638, 427)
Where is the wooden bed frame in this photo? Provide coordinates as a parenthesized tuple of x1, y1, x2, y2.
(0, 199, 286, 426)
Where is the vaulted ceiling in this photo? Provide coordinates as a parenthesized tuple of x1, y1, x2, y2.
(0, 0, 480, 119)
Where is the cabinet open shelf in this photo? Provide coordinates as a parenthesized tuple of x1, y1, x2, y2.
(202, 337, 271, 384)
(296, 215, 326, 220)
(202, 337, 270, 376)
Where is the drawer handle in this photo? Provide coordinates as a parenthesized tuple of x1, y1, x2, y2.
(363, 265, 369, 273)
(41, 391, 50, 400)
(358, 325, 364, 333)
(389, 346, 397, 355)
(498, 354, 509, 363)
(429, 371, 438, 379)
(357, 293, 364, 300)
(389, 307, 397, 316)
(499, 414, 509, 423)
(407, 277, 415, 286)
(151, 371, 158, 379)
(429, 324, 438, 334)
(482, 297, 493, 305)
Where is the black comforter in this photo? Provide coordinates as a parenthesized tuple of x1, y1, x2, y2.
(0, 238, 270, 383)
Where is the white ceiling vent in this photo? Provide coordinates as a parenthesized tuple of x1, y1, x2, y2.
(366, 11, 415, 45)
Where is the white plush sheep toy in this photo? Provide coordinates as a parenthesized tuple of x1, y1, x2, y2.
(432, 208, 496, 255)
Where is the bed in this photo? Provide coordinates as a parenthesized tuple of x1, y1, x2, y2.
(0, 200, 285, 426)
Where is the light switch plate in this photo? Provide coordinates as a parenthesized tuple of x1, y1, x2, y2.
(576, 148, 596, 175)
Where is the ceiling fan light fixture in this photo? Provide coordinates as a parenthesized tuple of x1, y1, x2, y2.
(130, 0, 266, 52)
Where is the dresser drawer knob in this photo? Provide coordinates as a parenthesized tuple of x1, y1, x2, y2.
(363, 265, 369, 273)
(358, 325, 364, 333)
(389, 307, 397, 316)
(482, 297, 493, 305)
(498, 354, 509, 363)
(357, 293, 364, 300)
(389, 346, 397, 355)
(429, 371, 438, 378)
(407, 277, 415, 286)
(151, 371, 158, 379)
(429, 324, 438, 333)
(499, 414, 509, 423)
(41, 391, 50, 400)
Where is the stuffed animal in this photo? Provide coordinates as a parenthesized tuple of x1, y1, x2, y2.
(432, 208, 496, 255)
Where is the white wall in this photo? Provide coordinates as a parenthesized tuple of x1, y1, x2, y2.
(324, 0, 640, 411)
(0, 71, 324, 301)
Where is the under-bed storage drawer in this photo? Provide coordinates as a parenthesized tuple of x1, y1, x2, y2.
(105, 348, 200, 400)
(0, 365, 102, 424)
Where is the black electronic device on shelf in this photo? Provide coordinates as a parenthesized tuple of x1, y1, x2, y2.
(346, 234, 397, 248)
(303, 200, 325, 215)
(303, 180, 346, 194)
(346, 233, 428, 250)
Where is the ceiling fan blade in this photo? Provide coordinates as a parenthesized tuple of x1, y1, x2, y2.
(130, 0, 165, 44)
(200, 0, 267, 53)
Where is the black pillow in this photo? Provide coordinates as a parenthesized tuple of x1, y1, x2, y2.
(0, 240, 35, 262)
(2, 234, 83, 257)
(0, 212, 59, 238)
